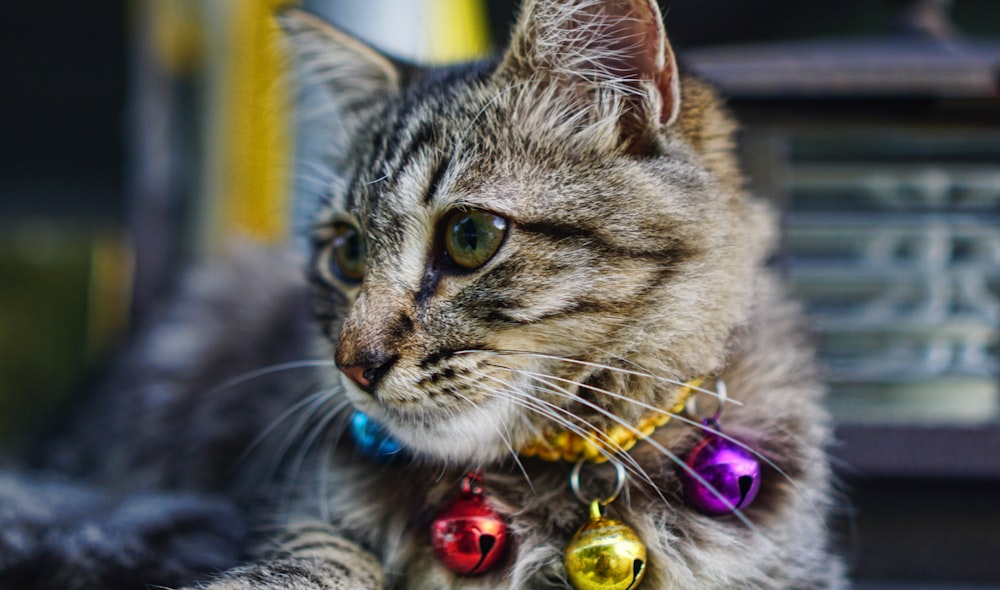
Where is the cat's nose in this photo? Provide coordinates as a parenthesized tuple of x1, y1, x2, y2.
(338, 356, 396, 393)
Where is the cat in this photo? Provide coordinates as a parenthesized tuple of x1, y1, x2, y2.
(1, 0, 846, 588)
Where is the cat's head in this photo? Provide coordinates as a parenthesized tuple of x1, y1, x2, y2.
(281, 0, 774, 465)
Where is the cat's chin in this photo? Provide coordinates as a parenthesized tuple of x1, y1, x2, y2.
(346, 389, 519, 465)
(389, 414, 517, 465)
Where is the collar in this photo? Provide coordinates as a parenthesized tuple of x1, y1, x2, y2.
(517, 377, 705, 463)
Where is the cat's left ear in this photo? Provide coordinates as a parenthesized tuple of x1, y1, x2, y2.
(277, 9, 403, 138)
(498, 0, 681, 149)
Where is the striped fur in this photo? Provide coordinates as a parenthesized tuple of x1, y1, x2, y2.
(260, 1, 844, 588)
(3, 1, 844, 589)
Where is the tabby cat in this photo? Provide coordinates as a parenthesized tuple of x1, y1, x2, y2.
(1, 1, 846, 588)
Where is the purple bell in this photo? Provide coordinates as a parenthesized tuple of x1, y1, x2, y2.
(683, 432, 761, 515)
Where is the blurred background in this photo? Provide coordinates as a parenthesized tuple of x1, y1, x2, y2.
(1, 0, 998, 586)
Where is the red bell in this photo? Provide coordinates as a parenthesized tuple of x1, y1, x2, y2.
(430, 472, 509, 575)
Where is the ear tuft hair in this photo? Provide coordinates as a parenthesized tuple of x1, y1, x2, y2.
(277, 9, 401, 138)
(497, 0, 681, 151)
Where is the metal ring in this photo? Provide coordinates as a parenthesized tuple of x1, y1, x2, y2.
(711, 378, 728, 423)
(685, 378, 728, 424)
(684, 393, 699, 418)
(570, 460, 627, 507)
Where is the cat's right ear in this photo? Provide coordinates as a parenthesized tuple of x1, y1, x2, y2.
(277, 9, 401, 131)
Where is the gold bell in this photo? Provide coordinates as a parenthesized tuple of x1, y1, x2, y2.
(564, 501, 647, 590)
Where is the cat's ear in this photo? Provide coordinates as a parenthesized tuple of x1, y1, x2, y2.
(498, 0, 681, 149)
(277, 9, 402, 131)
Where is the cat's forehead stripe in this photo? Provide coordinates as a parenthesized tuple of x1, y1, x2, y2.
(372, 116, 436, 190)
(347, 62, 498, 214)
(353, 115, 448, 214)
(422, 155, 452, 206)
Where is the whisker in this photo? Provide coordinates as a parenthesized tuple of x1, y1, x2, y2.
(515, 369, 768, 542)
(471, 373, 613, 458)
(509, 370, 671, 506)
(447, 378, 534, 493)
(485, 360, 754, 522)
(510, 363, 819, 521)
(276, 396, 352, 516)
(363, 173, 390, 186)
(318, 406, 358, 523)
(288, 397, 353, 488)
(267, 389, 343, 482)
(204, 360, 339, 399)
(635, 422, 769, 542)
(235, 386, 342, 469)
(483, 368, 676, 510)
(458, 349, 740, 405)
(471, 371, 643, 486)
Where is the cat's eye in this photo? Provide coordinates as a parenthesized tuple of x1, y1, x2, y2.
(323, 223, 367, 283)
(443, 210, 508, 270)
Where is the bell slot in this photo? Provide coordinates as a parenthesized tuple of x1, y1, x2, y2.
(738, 475, 755, 507)
(469, 534, 496, 574)
(626, 558, 646, 590)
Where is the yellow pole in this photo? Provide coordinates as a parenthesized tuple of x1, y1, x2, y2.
(219, 0, 297, 244)
(426, 0, 492, 64)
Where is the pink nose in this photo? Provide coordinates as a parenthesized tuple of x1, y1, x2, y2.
(339, 364, 372, 390)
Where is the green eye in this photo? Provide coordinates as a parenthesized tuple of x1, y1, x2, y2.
(443, 210, 508, 270)
(325, 223, 367, 283)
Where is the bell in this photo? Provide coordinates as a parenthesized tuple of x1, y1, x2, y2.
(683, 433, 761, 515)
(564, 501, 647, 590)
(430, 473, 509, 575)
(350, 411, 405, 462)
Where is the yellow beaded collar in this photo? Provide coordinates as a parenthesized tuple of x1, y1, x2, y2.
(518, 377, 705, 464)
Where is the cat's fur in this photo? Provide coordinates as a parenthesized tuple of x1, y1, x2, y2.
(2, 1, 846, 588)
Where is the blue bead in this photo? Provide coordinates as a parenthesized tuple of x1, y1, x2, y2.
(350, 411, 405, 462)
